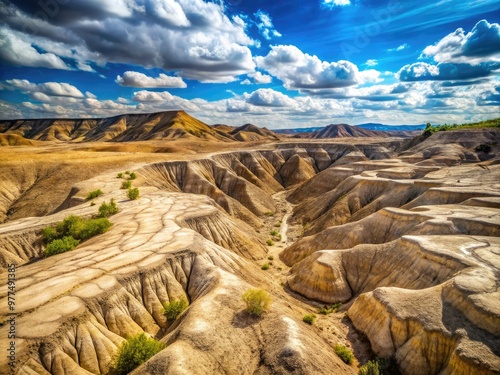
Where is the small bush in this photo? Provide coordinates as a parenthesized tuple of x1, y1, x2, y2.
(303, 314, 316, 325)
(267, 255, 274, 261)
(117, 172, 123, 178)
(162, 297, 188, 321)
(242, 288, 271, 316)
(90, 202, 96, 206)
(266, 239, 274, 246)
(41, 226, 57, 243)
(270, 230, 278, 236)
(318, 302, 342, 315)
(274, 222, 281, 228)
(98, 199, 119, 218)
(121, 180, 132, 189)
(264, 211, 274, 216)
(111, 333, 165, 374)
(85, 189, 103, 201)
(358, 360, 380, 375)
(125, 170, 131, 175)
(127, 188, 140, 200)
(44, 236, 80, 256)
(129, 172, 137, 180)
(261, 263, 270, 270)
(55, 215, 112, 241)
(335, 344, 354, 364)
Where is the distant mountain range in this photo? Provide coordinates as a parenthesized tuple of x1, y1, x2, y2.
(273, 123, 425, 134)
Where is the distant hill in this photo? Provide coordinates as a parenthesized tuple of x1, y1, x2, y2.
(306, 124, 389, 138)
(274, 123, 425, 136)
(0, 111, 238, 142)
(229, 123, 280, 141)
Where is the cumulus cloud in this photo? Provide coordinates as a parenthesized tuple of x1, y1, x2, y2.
(365, 59, 378, 67)
(422, 20, 500, 64)
(0, 28, 70, 70)
(398, 62, 500, 81)
(4, 79, 85, 98)
(0, 0, 256, 82)
(248, 71, 273, 84)
(254, 10, 282, 40)
(116, 71, 187, 88)
(256, 45, 360, 90)
(245, 88, 295, 107)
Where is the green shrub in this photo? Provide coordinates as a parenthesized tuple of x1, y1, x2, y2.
(267, 255, 274, 261)
(98, 199, 119, 218)
(90, 202, 96, 206)
(264, 211, 274, 216)
(125, 170, 131, 175)
(162, 297, 188, 321)
(41, 226, 57, 243)
(242, 288, 271, 316)
(303, 314, 316, 325)
(274, 222, 281, 227)
(85, 189, 103, 201)
(335, 344, 354, 364)
(266, 239, 274, 246)
(117, 172, 123, 178)
(261, 263, 270, 270)
(129, 172, 137, 180)
(121, 180, 132, 189)
(318, 302, 342, 315)
(111, 333, 165, 374)
(54, 215, 112, 241)
(358, 360, 380, 375)
(72, 218, 112, 241)
(270, 229, 278, 236)
(44, 236, 80, 256)
(127, 188, 140, 200)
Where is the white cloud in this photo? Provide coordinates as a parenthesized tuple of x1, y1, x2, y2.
(240, 79, 252, 85)
(248, 71, 273, 84)
(116, 71, 187, 88)
(254, 10, 282, 40)
(422, 20, 500, 64)
(0, 28, 70, 70)
(386, 43, 409, 52)
(365, 59, 378, 67)
(245, 88, 295, 107)
(323, 0, 351, 8)
(256, 45, 360, 90)
(4, 79, 85, 98)
(0, 0, 257, 82)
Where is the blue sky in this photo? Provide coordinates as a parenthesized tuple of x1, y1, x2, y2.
(0, 0, 499, 128)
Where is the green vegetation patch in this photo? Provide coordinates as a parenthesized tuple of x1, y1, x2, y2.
(303, 314, 316, 325)
(127, 187, 140, 200)
(162, 297, 189, 321)
(423, 118, 500, 136)
(85, 189, 103, 201)
(242, 288, 272, 316)
(335, 344, 354, 364)
(98, 199, 119, 218)
(111, 333, 165, 374)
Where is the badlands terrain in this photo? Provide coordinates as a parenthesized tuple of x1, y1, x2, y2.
(0, 111, 499, 375)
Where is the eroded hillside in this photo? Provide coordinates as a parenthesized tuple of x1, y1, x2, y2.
(0, 129, 499, 374)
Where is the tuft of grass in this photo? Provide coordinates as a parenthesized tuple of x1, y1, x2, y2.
(267, 255, 274, 261)
(111, 333, 165, 374)
(274, 222, 281, 228)
(129, 172, 137, 180)
(121, 180, 132, 189)
(303, 314, 316, 325)
(85, 189, 103, 201)
(358, 360, 380, 375)
(242, 288, 271, 316)
(270, 229, 278, 236)
(335, 344, 354, 364)
(261, 263, 270, 270)
(127, 187, 140, 200)
(266, 239, 274, 246)
(264, 211, 275, 216)
(318, 302, 342, 315)
(98, 199, 119, 218)
(162, 297, 188, 321)
(117, 172, 123, 178)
